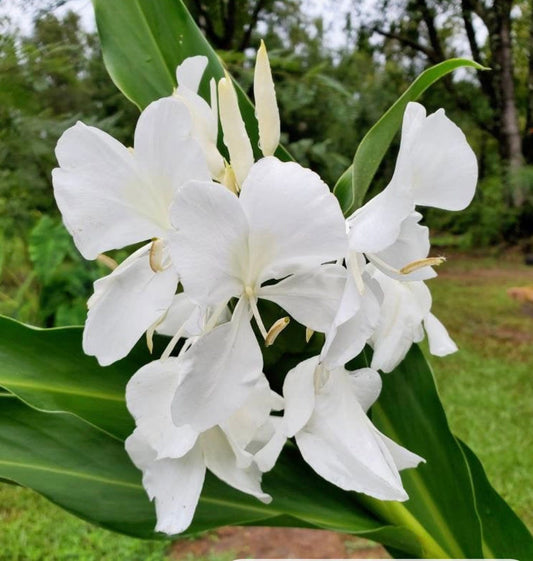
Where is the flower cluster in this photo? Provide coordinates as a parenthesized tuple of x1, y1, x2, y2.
(52, 43, 477, 534)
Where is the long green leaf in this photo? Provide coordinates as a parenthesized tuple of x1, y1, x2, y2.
(0, 315, 160, 440)
(459, 439, 533, 560)
(0, 395, 423, 550)
(363, 345, 484, 558)
(333, 59, 486, 216)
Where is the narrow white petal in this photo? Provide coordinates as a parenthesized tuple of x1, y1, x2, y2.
(156, 293, 204, 338)
(201, 427, 271, 502)
(259, 264, 346, 332)
(240, 157, 347, 281)
(53, 122, 163, 259)
(218, 75, 254, 186)
(282, 356, 319, 437)
(83, 244, 178, 366)
(171, 301, 262, 432)
(424, 312, 458, 356)
(126, 431, 206, 535)
(254, 41, 280, 156)
(380, 433, 425, 470)
(169, 180, 249, 306)
(126, 359, 198, 459)
(176, 56, 208, 92)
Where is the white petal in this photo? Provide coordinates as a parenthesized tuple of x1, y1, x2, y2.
(134, 98, 210, 211)
(370, 271, 431, 373)
(53, 122, 162, 259)
(348, 186, 414, 254)
(321, 272, 381, 370)
(169, 180, 249, 306)
(254, 41, 280, 156)
(218, 75, 254, 186)
(259, 264, 346, 332)
(253, 416, 287, 472)
(83, 244, 178, 366)
(223, 375, 275, 449)
(126, 359, 198, 459)
(156, 293, 204, 338)
(282, 356, 319, 437)
(380, 433, 425, 470)
(370, 211, 436, 282)
(176, 56, 208, 92)
(424, 313, 458, 356)
(347, 367, 382, 412)
(201, 427, 271, 502)
(171, 301, 262, 432)
(126, 431, 206, 535)
(296, 368, 408, 501)
(396, 103, 478, 211)
(240, 157, 347, 281)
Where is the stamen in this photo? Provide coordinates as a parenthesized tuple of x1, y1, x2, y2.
(204, 300, 229, 332)
(161, 323, 187, 361)
(348, 253, 366, 294)
(266, 317, 290, 347)
(245, 286, 268, 339)
(400, 256, 446, 275)
(96, 253, 117, 271)
(149, 239, 165, 272)
(305, 327, 314, 343)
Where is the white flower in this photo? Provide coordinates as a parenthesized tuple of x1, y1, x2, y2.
(368, 266, 457, 373)
(53, 97, 211, 365)
(125, 317, 285, 534)
(348, 102, 477, 277)
(283, 356, 423, 500)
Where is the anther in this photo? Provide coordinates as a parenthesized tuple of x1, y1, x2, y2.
(149, 239, 165, 273)
(266, 317, 290, 347)
(305, 327, 314, 343)
(400, 256, 446, 275)
(96, 254, 118, 271)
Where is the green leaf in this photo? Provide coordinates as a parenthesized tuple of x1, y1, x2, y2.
(92, 0, 291, 161)
(366, 345, 484, 558)
(333, 59, 486, 216)
(459, 439, 533, 560)
(0, 315, 159, 440)
(0, 395, 422, 550)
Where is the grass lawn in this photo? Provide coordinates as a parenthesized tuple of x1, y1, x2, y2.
(0, 249, 531, 558)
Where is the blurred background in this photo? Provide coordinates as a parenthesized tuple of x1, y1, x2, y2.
(0, 0, 532, 559)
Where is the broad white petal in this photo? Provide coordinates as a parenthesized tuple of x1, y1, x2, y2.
(347, 367, 382, 412)
(176, 56, 208, 92)
(240, 157, 347, 281)
(171, 301, 262, 432)
(134, 98, 210, 213)
(83, 244, 178, 366)
(348, 186, 414, 255)
(201, 427, 271, 502)
(126, 359, 198, 459)
(53, 122, 163, 259)
(259, 264, 346, 332)
(424, 312, 458, 356)
(397, 103, 478, 210)
(126, 431, 205, 535)
(296, 368, 408, 501)
(169, 180, 249, 306)
(282, 356, 319, 437)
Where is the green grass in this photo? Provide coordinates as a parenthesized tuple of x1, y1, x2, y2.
(427, 249, 533, 528)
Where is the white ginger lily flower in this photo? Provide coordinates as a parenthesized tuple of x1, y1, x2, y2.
(174, 56, 225, 181)
(348, 101, 477, 280)
(169, 155, 347, 339)
(52, 97, 210, 365)
(368, 266, 457, 373)
(283, 355, 423, 500)
(125, 314, 285, 534)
